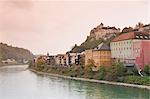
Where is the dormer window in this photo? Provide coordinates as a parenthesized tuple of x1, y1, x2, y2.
(145, 36, 148, 39)
(136, 36, 139, 38)
(140, 36, 143, 38)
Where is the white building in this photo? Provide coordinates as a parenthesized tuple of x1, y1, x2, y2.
(67, 53, 81, 65)
(110, 31, 150, 69)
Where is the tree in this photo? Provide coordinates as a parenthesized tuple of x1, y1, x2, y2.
(36, 57, 46, 66)
(85, 59, 95, 72)
(79, 55, 85, 66)
(143, 65, 150, 76)
(104, 62, 127, 81)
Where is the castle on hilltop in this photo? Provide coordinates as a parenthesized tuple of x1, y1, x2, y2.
(90, 23, 120, 40)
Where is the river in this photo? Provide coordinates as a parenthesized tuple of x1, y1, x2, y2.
(0, 65, 149, 99)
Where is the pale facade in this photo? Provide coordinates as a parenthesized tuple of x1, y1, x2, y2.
(55, 53, 82, 66)
(54, 54, 67, 66)
(68, 53, 81, 65)
(111, 40, 134, 59)
(110, 32, 150, 69)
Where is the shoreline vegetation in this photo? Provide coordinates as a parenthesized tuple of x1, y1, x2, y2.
(0, 63, 28, 67)
(29, 62, 150, 90)
(29, 68, 150, 90)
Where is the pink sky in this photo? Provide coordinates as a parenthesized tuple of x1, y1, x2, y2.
(0, 0, 150, 55)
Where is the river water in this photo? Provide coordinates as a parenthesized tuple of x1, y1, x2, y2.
(0, 65, 149, 99)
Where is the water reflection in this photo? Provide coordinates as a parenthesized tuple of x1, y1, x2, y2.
(0, 65, 149, 99)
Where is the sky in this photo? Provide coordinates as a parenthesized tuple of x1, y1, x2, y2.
(0, 0, 150, 55)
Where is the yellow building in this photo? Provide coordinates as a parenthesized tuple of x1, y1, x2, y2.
(85, 43, 111, 69)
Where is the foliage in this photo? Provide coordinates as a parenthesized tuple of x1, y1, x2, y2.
(85, 59, 95, 72)
(71, 37, 103, 53)
(104, 62, 127, 81)
(79, 55, 85, 66)
(123, 76, 150, 86)
(36, 58, 46, 66)
(29, 61, 150, 86)
(95, 66, 106, 80)
(143, 65, 150, 76)
(0, 43, 34, 62)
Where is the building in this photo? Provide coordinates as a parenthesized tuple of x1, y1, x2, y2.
(138, 24, 150, 34)
(54, 54, 67, 66)
(110, 31, 150, 70)
(66, 53, 82, 66)
(90, 23, 120, 40)
(54, 53, 83, 66)
(1, 59, 17, 64)
(46, 53, 55, 65)
(84, 43, 111, 70)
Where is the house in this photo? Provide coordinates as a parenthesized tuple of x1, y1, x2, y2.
(2, 59, 17, 64)
(110, 31, 150, 70)
(54, 54, 67, 66)
(138, 24, 150, 34)
(84, 43, 111, 70)
(54, 53, 83, 66)
(90, 23, 120, 40)
(46, 53, 55, 65)
(66, 52, 82, 66)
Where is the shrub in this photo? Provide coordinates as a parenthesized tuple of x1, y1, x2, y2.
(143, 65, 150, 76)
(96, 66, 106, 80)
(85, 59, 95, 72)
(104, 62, 127, 81)
(123, 76, 150, 85)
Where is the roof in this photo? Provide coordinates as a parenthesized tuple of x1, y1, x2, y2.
(94, 43, 110, 51)
(102, 26, 117, 30)
(112, 31, 150, 42)
(143, 24, 150, 27)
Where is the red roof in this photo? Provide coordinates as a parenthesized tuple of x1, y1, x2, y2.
(112, 32, 150, 42)
(112, 32, 134, 42)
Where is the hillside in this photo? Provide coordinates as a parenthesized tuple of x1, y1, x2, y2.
(70, 23, 119, 53)
(0, 43, 34, 63)
(70, 36, 103, 53)
(70, 23, 150, 53)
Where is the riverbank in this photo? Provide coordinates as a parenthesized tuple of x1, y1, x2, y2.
(29, 68, 150, 90)
(0, 63, 28, 67)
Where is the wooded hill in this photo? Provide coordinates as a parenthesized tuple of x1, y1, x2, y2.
(0, 43, 34, 62)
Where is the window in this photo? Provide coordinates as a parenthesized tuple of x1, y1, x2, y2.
(140, 36, 143, 38)
(145, 36, 148, 39)
(136, 36, 139, 38)
(136, 49, 138, 53)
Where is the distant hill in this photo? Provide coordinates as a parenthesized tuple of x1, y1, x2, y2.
(0, 43, 34, 63)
